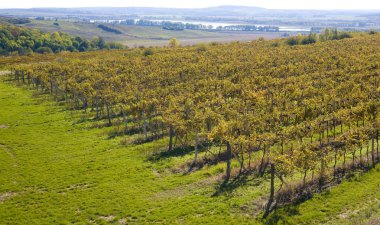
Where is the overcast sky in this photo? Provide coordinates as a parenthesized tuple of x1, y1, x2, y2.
(1, 0, 379, 10)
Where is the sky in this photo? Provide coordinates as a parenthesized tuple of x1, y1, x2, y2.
(1, 0, 380, 10)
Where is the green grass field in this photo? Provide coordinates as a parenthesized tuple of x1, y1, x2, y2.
(0, 79, 379, 224)
(20, 20, 284, 47)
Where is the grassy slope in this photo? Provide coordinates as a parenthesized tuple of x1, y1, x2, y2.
(20, 20, 283, 47)
(265, 168, 380, 224)
(0, 79, 379, 224)
(0, 80, 265, 224)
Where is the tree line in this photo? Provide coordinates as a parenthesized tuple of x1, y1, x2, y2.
(0, 24, 124, 56)
(97, 24, 123, 34)
(118, 19, 281, 32)
(284, 28, 353, 46)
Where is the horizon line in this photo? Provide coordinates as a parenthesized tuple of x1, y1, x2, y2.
(0, 5, 380, 11)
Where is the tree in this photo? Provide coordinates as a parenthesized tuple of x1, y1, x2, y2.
(168, 38, 179, 48)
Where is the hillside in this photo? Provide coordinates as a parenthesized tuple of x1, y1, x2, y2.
(0, 23, 124, 56)
(0, 33, 379, 224)
(19, 19, 283, 47)
(1, 5, 379, 36)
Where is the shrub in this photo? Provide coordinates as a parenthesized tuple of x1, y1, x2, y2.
(108, 42, 124, 50)
(368, 30, 378, 35)
(18, 47, 33, 55)
(338, 32, 352, 40)
(285, 37, 299, 46)
(36, 47, 53, 54)
(196, 44, 207, 53)
(66, 46, 75, 52)
(168, 38, 179, 48)
(0, 48, 9, 56)
(320, 28, 353, 41)
(301, 34, 317, 45)
(143, 48, 154, 56)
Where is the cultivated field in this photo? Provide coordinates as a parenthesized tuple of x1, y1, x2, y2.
(21, 19, 285, 47)
(0, 78, 379, 224)
(0, 32, 380, 224)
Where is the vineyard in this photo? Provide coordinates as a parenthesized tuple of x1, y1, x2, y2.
(1, 32, 380, 222)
